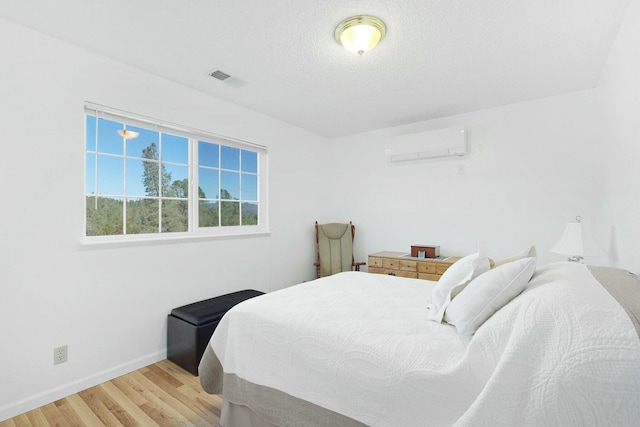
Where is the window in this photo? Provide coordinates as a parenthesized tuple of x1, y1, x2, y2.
(85, 104, 267, 241)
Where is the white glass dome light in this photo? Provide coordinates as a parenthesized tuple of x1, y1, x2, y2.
(117, 129, 140, 139)
(335, 16, 386, 56)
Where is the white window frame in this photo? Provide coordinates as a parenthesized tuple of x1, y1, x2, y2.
(83, 103, 269, 244)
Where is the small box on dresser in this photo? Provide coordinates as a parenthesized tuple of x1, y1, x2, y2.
(411, 245, 440, 258)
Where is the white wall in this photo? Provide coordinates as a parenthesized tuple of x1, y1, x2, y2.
(0, 19, 331, 420)
(325, 2, 640, 275)
(599, 0, 640, 273)
(328, 89, 609, 267)
(3, 0, 640, 419)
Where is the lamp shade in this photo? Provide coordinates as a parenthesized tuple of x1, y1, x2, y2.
(550, 217, 605, 262)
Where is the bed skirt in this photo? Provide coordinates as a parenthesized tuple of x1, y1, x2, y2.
(199, 345, 367, 427)
(219, 399, 278, 427)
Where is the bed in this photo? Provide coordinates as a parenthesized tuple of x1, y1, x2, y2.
(199, 260, 640, 427)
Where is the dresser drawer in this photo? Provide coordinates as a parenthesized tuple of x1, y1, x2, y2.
(368, 257, 384, 268)
(418, 273, 441, 281)
(369, 267, 416, 279)
(368, 267, 388, 275)
(398, 260, 417, 272)
(417, 262, 436, 274)
(382, 258, 400, 270)
(436, 264, 450, 275)
(391, 270, 418, 279)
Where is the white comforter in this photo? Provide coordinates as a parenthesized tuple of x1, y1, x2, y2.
(210, 263, 640, 426)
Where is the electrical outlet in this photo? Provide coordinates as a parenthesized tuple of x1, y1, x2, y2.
(54, 345, 68, 365)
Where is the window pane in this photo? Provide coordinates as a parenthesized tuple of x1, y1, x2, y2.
(199, 200, 219, 227)
(162, 133, 188, 164)
(241, 173, 258, 201)
(86, 116, 97, 152)
(199, 168, 219, 200)
(86, 153, 96, 194)
(199, 141, 219, 168)
(97, 118, 124, 155)
(221, 146, 240, 170)
(162, 200, 188, 232)
(241, 150, 257, 173)
(126, 198, 159, 234)
(220, 171, 239, 200)
(167, 177, 189, 199)
(125, 159, 147, 197)
(220, 201, 240, 226)
(127, 126, 159, 160)
(164, 164, 189, 198)
(242, 203, 258, 225)
(86, 196, 123, 236)
(97, 155, 123, 196)
(135, 159, 164, 197)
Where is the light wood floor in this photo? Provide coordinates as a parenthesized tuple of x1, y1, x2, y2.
(0, 360, 222, 427)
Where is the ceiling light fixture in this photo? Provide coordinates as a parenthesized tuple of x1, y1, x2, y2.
(335, 15, 386, 56)
(117, 129, 140, 139)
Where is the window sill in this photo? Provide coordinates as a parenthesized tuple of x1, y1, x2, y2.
(79, 230, 271, 250)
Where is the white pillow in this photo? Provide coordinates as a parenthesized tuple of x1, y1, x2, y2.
(444, 256, 537, 335)
(428, 248, 490, 323)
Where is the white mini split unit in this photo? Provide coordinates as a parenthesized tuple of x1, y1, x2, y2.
(384, 127, 466, 162)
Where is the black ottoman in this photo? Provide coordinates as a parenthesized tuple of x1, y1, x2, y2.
(167, 289, 264, 375)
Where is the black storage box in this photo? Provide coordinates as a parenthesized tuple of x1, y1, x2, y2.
(167, 289, 264, 375)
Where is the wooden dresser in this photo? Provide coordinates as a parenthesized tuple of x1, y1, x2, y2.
(368, 251, 460, 281)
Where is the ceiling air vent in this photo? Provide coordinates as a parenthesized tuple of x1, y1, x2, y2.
(209, 70, 232, 81)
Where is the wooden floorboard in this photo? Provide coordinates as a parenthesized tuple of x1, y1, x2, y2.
(0, 360, 221, 427)
(55, 396, 90, 427)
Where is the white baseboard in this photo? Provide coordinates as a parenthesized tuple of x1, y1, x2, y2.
(0, 350, 166, 422)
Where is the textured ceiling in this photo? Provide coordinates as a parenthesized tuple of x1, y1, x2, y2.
(0, 0, 631, 138)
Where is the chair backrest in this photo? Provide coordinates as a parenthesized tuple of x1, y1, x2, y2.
(315, 221, 355, 277)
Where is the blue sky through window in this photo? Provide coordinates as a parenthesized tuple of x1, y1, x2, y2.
(199, 141, 219, 168)
(125, 159, 149, 197)
(97, 119, 123, 155)
(87, 114, 259, 214)
(221, 171, 240, 199)
(242, 174, 258, 201)
(198, 168, 219, 199)
(160, 133, 188, 164)
(221, 146, 239, 170)
(125, 125, 157, 159)
(241, 150, 258, 173)
(97, 155, 123, 195)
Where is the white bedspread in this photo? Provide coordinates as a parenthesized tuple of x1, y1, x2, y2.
(210, 263, 640, 426)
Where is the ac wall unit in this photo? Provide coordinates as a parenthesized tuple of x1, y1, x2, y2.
(384, 127, 466, 162)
